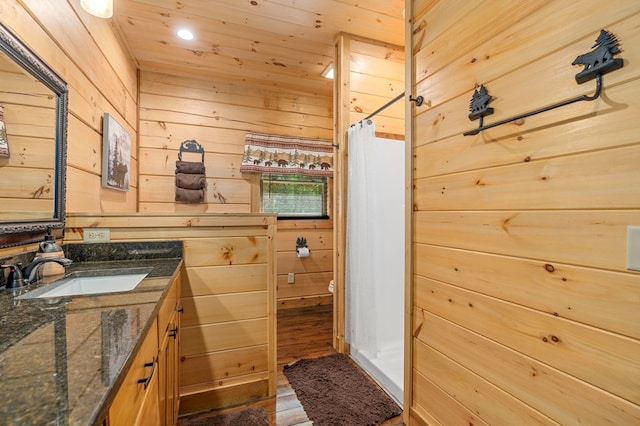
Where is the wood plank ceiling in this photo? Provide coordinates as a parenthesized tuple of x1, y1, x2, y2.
(112, 0, 405, 95)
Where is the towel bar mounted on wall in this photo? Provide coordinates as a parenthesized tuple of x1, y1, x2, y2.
(463, 29, 624, 136)
(178, 139, 205, 162)
(175, 139, 206, 203)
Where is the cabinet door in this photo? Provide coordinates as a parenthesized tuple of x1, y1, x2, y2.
(109, 319, 159, 426)
(159, 330, 169, 426)
(159, 276, 181, 426)
(135, 359, 161, 426)
(167, 313, 179, 425)
(173, 274, 181, 422)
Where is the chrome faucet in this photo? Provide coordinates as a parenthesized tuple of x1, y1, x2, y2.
(22, 257, 73, 284)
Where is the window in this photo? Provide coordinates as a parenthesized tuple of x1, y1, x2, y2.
(261, 174, 329, 218)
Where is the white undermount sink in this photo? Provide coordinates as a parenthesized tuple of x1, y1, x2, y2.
(16, 267, 152, 299)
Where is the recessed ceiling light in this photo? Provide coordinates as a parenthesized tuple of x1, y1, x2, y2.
(81, 0, 113, 18)
(177, 28, 195, 41)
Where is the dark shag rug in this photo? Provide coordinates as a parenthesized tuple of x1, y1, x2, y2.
(283, 353, 402, 426)
(182, 406, 269, 426)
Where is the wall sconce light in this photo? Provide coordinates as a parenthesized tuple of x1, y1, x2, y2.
(321, 63, 334, 79)
(81, 0, 113, 18)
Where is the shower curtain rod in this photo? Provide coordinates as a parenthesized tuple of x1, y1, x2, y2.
(362, 92, 405, 121)
(352, 92, 423, 126)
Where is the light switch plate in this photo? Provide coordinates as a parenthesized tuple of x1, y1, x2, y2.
(287, 272, 295, 284)
(627, 226, 640, 271)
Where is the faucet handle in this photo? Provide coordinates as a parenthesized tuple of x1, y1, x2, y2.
(1, 264, 26, 289)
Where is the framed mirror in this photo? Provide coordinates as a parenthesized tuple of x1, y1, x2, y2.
(0, 22, 67, 248)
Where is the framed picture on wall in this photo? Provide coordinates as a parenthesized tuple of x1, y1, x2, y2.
(0, 104, 10, 158)
(101, 112, 131, 191)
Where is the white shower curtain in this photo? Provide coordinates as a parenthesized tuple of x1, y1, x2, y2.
(345, 120, 405, 359)
(345, 120, 378, 355)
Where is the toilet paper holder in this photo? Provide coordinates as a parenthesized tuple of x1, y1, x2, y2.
(296, 237, 309, 255)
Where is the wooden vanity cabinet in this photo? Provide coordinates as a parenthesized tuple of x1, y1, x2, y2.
(108, 272, 182, 425)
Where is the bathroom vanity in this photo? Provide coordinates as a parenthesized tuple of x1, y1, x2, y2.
(0, 241, 183, 425)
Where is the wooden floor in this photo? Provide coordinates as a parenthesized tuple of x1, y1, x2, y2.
(178, 304, 404, 425)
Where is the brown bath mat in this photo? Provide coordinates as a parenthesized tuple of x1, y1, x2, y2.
(182, 406, 269, 426)
(283, 353, 401, 426)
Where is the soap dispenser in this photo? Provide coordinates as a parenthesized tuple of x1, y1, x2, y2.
(34, 228, 65, 277)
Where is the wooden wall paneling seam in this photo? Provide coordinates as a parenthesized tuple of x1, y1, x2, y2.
(414, 244, 640, 339)
(176, 320, 269, 354)
(277, 295, 333, 309)
(138, 92, 334, 131)
(140, 71, 334, 111)
(416, 309, 640, 425)
(272, 219, 334, 230)
(139, 148, 241, 179)
(414, 145, 640, 211)
(178, 378, 269, 415)
(137, 203, 252, 214)
(415, 275, 640, 405)
(138, 122, 247, 153)
(179, 372, 269, 400)
(179, 345, 269, 386)
(414, 338, 558, 425)
(180, 291, 269, 326)
(332, 32, 349, 352)
(64, 226, 269, 242)
(139, 176, 251, 204)
(66, 213, 275, 229)
(414, 210, 640, 272)
(404, 0, 415, 421)
(276, 228, 334, 249)
(266, 218, 277, 395)
(412, 368, 485, 426)
(181, 265, 269, 297)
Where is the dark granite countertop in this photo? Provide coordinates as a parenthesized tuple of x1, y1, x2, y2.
(0, 241, 183, 426)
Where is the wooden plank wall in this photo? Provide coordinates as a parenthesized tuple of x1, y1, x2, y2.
(276, 220, 333, 308)
(137, 70, 333, 213)
(2, 0, 139, 216)
(346, 35, 405, 137)
(137, 70, 335, 308)
(409, 1, 640, 424)
(64, 213, 277, 415)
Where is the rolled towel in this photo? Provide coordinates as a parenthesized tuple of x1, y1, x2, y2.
(176, 173, 206, 190)
(175, 187, 205, 203)
(175, 160, 206, 174)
